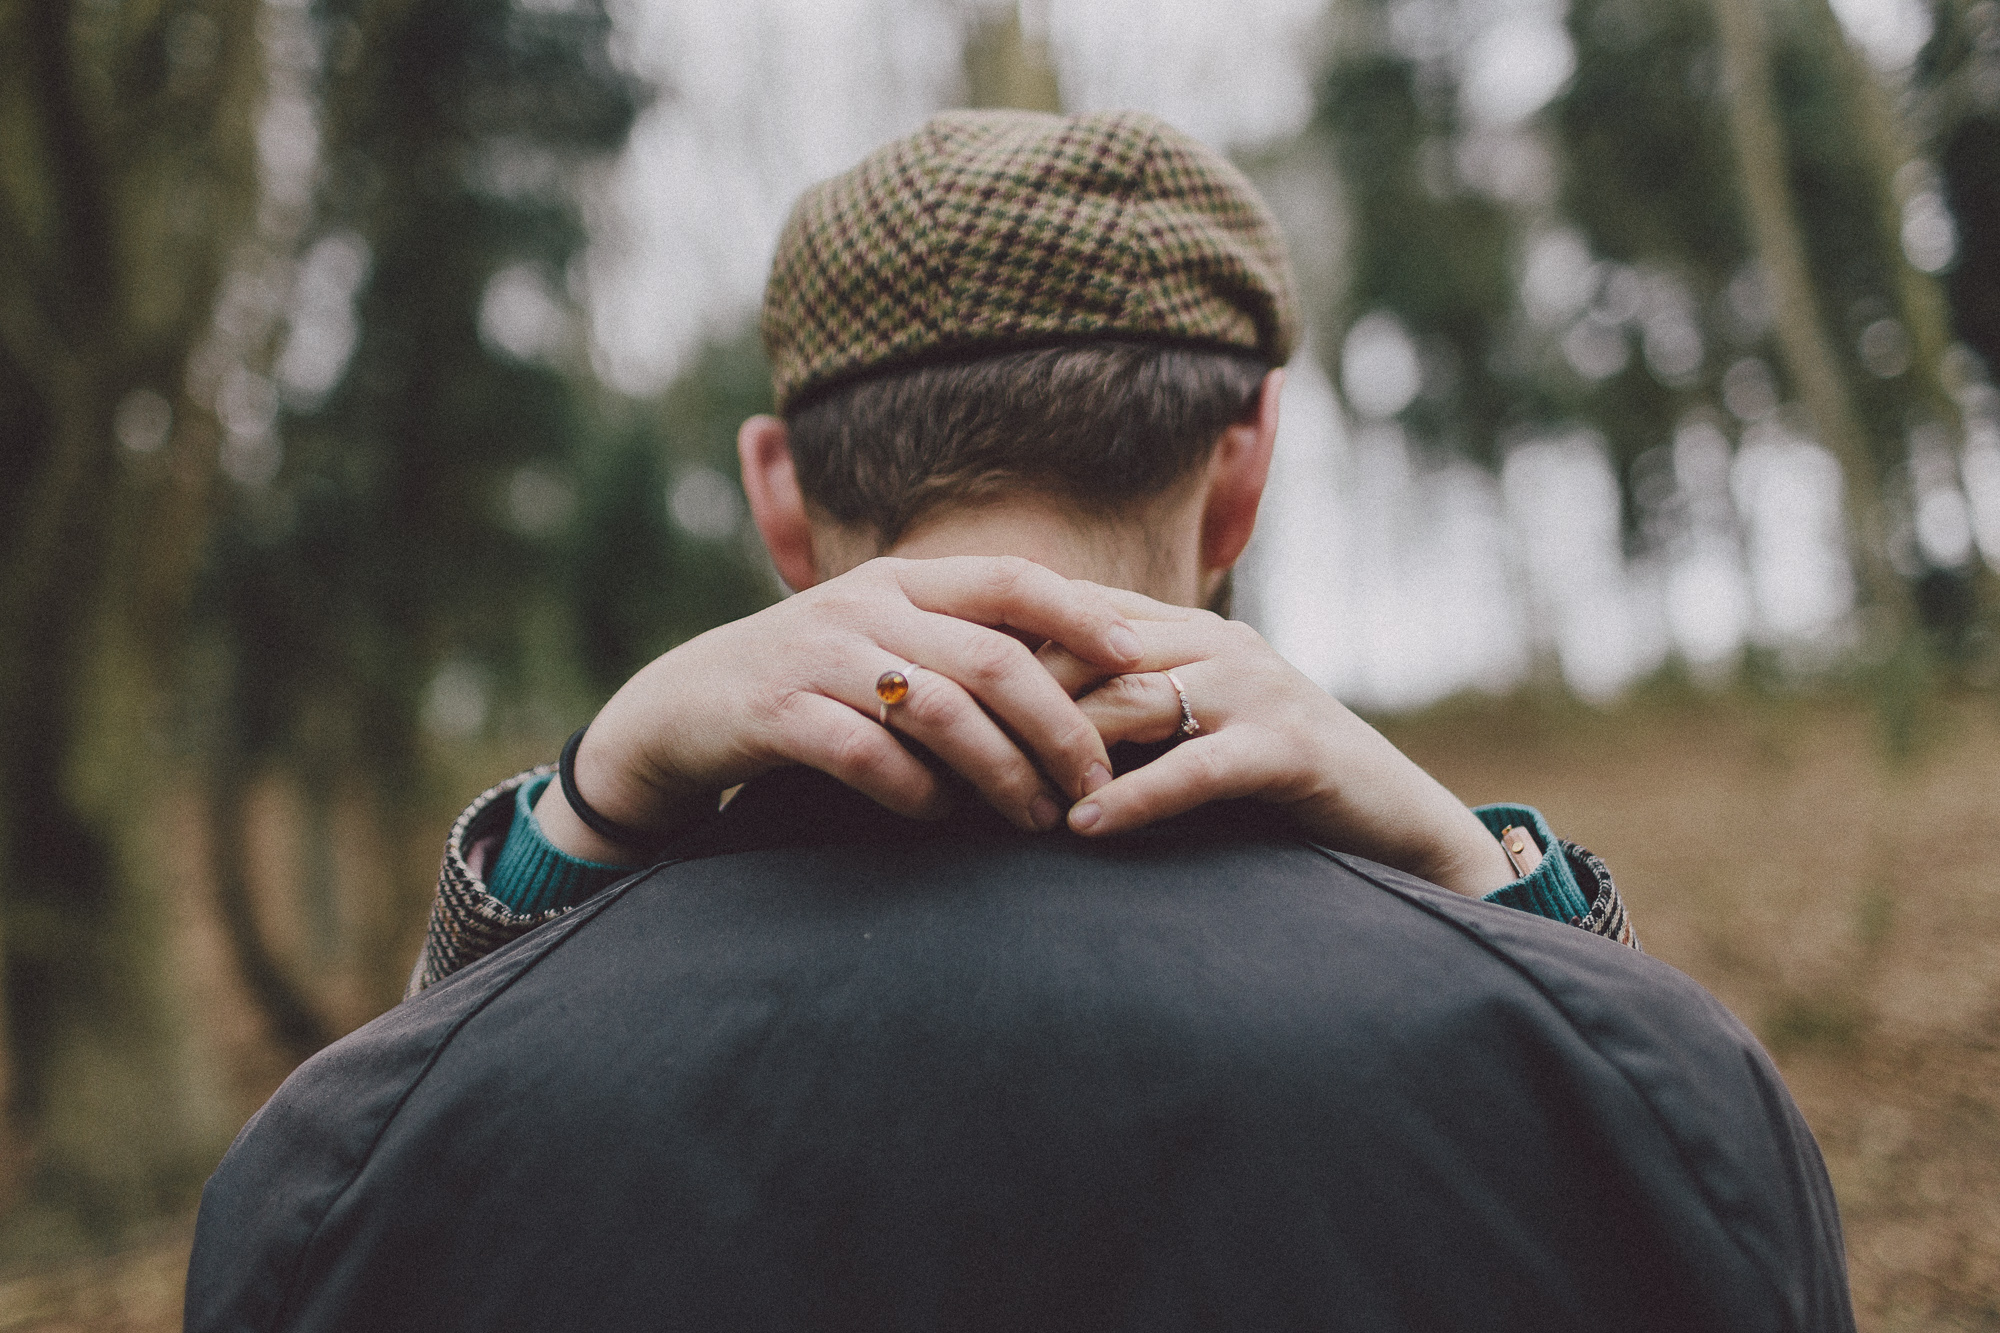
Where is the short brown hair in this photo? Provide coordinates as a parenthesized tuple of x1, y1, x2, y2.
(785, 341, 1268, 544)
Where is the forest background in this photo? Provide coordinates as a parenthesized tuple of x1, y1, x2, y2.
(2, 0, 1999, 1327)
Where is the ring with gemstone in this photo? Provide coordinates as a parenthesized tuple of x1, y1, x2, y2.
(876, 665, 916, 724)
(1163, 670, 1200, 739)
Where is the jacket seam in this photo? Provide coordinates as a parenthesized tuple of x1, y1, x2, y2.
(260, 871, 658, 1331)
(1311, 845, 1802, 1330)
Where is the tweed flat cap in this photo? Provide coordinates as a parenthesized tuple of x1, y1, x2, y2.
(762, 108, 1299, 413)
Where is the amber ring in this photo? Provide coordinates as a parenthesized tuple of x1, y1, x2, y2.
(1163, 670, 1200, 739)
(876, 665, 917, 725)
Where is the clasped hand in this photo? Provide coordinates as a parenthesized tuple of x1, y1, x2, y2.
(543, 555, 1515, 898)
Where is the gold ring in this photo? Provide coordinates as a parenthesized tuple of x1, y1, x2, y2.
(876, 665, 916, 725)
(1163, 670, 1200, 739)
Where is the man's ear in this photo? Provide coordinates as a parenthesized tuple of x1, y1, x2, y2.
(1199, 368, 1284, 576)
(738, 415, 821, 591)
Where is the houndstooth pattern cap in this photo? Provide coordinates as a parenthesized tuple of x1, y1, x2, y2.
(762, 108, 1300, 414)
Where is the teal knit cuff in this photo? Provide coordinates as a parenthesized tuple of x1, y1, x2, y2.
(487, 774, 642, 915)
(1472, 804, 1591, 924)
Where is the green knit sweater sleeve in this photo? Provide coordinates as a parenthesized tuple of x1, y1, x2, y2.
(486, 773, 641, 914)
(1472, 803, 1594, 923)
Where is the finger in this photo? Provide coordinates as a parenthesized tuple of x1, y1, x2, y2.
(863, 659, 1069, 831)
(1031, 584, 1199, 695)
(1067, 581, 1198, 623)
(1073, 672, 1188, 747)
(1035, 609, 1220, 697)
(889, 614, 1114, 802)
(770, 691, 952, 821)
(1035, 639, 1110, 698)
(888, 556, 1143, 670)
(1068, 728, 1278, 837)
(1039, 615, 1239, 697)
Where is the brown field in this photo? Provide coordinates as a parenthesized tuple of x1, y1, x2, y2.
(2, 690, 1996, 1331)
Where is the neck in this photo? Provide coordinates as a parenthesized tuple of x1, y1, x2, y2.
(818, 492, 1208, 606)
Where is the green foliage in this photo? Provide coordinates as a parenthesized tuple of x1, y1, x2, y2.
(1315, 48, 1522, 465)
(570, 331, 776, 695)
(1552, 0, 1750, 480)
(177, 0, 773, 1078)
(199, 0, 647, 787)
(1940, 114, 2000, 370)
(1560, 3, 1743, 266)
(1311, 0, 1989, 634)
(1922, 0, 2000, 377)
(1555, 0, 1943, 497)
(1776, 3, 1951, 464)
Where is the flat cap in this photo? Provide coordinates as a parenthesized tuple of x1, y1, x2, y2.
(762, 108, 1299, 414)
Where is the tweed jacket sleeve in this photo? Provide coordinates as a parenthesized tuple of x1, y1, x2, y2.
(1563, 840, 1639, 949)
(410, 770, 1641, 997)
(406, 766, 575, 999)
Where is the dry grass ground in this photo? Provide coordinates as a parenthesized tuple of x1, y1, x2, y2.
(2, 690, 1995, 1331)
(0, 1224, 187, 1333)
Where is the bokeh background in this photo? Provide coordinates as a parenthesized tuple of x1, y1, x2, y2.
(2, 0, 1998, 1326)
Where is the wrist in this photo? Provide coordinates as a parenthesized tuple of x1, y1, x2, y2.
(1422, 809, 1519, 897)
(1289, 716, 1514, 897)
(496, 774, 644, 913)
(532, 768, 678, 864)
(537, 709, 713, 863)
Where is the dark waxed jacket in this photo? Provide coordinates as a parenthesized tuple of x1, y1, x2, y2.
(187, 767, 1853, 1333)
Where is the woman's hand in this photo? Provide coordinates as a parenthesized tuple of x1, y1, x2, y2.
(539, 556, 1141, 862)
(1044, 589, 1518, 898)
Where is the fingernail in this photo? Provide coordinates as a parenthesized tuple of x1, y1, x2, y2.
(1031, 794, 1061, 831)
(1082, 763, 1111, 796)
(1070, 802, 1102, 831)
(1108, 624, 1142, 660)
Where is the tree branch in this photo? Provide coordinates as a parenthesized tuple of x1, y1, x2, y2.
(23, 0, 119, 343)
(207, 759, 336, 1065)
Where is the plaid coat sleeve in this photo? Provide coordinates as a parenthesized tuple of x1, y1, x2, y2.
(1562, 840, 1640, 950)
(406, 766, 578, 998)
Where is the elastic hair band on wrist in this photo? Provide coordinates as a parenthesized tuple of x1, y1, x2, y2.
(559, 725, 657, 850)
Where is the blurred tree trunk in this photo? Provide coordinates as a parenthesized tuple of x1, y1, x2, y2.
(207, 756, 336, 1063)
(963, 0, 1062, 112)
(1817, 0, 1998, 650)
(1710, 0, 1908, 622)
(1914, 0, 2000, 614)
(0, 0, 264, 1225)
(1925, 0, 2000, 382)
(1829, 29, 1964, 427)
(185, 0, 650, 1027)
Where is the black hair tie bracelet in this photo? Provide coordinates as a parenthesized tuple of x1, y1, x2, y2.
(559, 725, 657, 849)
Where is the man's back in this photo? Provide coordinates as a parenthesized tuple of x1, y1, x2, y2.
(188, 768, 1849, 1333)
